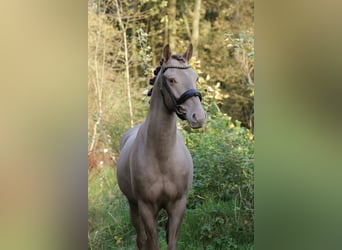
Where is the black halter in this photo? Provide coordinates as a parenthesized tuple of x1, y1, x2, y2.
(160, 66, 202, 120)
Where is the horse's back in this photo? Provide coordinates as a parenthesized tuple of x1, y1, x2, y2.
(120, 124, 141, 150)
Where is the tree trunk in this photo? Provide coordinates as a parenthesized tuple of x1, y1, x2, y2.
(89, 31, 104, 154)
(182, 12, 191, 40)
(191, 0, 201, 59)
(164, 14, 169, 46)
(151, 22, 157, 67)
(131, 7, 139, 83)
(115, 0, 134, 128)
(168, 0, 176, 48)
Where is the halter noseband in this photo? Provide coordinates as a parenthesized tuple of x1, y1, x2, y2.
(160, 66, 202, 120)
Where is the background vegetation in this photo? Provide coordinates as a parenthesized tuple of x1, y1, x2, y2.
(88, 0, 254, 248)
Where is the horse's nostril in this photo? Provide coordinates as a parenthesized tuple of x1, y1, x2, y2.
(192, 113, 197, 121)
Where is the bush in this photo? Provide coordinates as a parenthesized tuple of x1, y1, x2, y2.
(181, 111, 254, 248)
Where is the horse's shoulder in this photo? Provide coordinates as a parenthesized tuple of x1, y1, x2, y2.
(120, 124, 141, 149)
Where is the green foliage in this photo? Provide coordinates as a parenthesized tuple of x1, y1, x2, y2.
(181, 111, 254, 248)
(222, 29, 254, 129)
(196, 0, 254, 128)
(226, 30, 255, 61)
(180, 200, 253, 249)
(88, 167, 134, 250)
(136, 28, 152, 77)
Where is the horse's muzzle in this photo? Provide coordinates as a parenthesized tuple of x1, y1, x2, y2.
(188, 110, 206, 128)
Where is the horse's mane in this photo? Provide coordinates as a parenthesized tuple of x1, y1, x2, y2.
(147, 55, 186, 96)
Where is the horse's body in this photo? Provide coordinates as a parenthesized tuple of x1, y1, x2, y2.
(117, 44, 206, 250)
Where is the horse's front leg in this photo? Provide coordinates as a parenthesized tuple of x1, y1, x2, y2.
(138, 200, 159, 250)
(166, 197, 187, 250)
(128, 201, 147, 249)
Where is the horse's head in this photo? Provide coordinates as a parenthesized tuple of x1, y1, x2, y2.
(159, 44, 206, 128)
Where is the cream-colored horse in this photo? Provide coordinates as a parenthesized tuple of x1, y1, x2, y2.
(117, 44, 206, 250)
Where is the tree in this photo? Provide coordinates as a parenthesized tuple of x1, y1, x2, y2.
(191, 0, 201, 58)
(168, 0, 177, 48)
(114, 0, 134, 128)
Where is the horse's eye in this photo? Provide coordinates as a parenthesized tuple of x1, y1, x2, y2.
(169, 78, 176, 85)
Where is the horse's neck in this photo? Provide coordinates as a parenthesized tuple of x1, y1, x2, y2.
(144, 82, 178, 153)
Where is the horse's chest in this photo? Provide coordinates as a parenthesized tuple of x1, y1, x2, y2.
(133, 156, 193, 202)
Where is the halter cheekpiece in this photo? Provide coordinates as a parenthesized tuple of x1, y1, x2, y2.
(160, 66, 202, 120)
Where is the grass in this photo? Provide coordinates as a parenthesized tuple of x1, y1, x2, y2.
(88, 165, 253, 250)
(88, 166, 133, 250)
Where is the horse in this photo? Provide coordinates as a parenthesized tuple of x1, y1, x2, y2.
(117, 44, 206, 250)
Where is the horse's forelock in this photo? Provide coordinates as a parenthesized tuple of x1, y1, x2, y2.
(171, 54, 186, 63)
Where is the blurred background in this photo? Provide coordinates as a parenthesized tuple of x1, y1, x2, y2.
(1, 0, 341, 249)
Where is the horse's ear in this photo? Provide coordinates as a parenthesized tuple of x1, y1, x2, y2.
(183, 44, 193, 62)
(163, 44, 171, 62)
